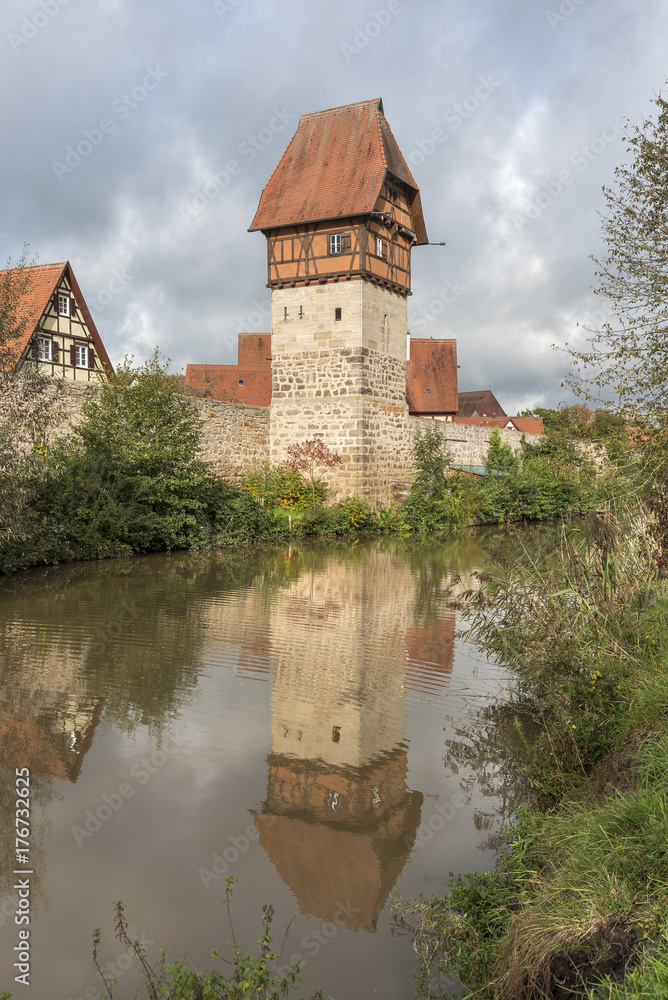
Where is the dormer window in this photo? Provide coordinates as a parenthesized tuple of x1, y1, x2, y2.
(238, 379, 244, 386)
(58, 294, 70, 317)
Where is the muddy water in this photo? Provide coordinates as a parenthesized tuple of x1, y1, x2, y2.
(0, 532, 531, 999)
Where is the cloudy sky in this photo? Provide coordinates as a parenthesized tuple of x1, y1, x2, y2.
(2, 0, 667, 412)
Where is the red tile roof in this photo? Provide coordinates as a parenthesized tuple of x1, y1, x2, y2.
(237, 332, 271, 367)
(453, 416, 543, 434)
(249, 98, 428, 243)
(458, 389, 506, 418)
(183, 365, 271, 407)
(0, 260, 114, 373)
(406, 338, 458, 415)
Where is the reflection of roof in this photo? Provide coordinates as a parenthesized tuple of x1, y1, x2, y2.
(249, 99, 428, 244)
(404, 615, 456, 695)
(407, 339, 458, 415)
(0, 699, 104, 782)
(183, 365, 271, 406)
(252, 751, 422, 931)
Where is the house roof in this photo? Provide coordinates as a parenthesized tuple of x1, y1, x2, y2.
(0, 260, 114, 373)
(406, 338, 458, 415)
(183, 364, 271, 407)
(457, 389, 506, 418)
(249, 98, 428, 244)
(453, 415, 543, 434)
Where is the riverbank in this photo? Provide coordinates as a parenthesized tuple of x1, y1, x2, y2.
(401, 506, 668, 998)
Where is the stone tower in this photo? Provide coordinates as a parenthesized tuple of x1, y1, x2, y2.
(249, 98, 428, 503)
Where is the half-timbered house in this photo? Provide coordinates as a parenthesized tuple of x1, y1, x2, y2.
(2, 261, 113, 380)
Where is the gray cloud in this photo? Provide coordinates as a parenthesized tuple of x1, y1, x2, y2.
(2, 0, 667, 412)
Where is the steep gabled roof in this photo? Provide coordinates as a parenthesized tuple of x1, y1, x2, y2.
(458, 389, 506, 418)
(406, 338, 458, 415)
(0, 260, 114, 373)
(249, 98, 428, 243)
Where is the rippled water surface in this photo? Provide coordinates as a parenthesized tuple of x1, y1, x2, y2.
(0, 533, 532, 999)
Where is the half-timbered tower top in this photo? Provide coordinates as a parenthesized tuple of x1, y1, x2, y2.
(249, 98, 427, 241)
(249, 99, 428, 297)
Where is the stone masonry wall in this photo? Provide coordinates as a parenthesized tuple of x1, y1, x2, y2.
(4, 379, 269, 483)
(408, 416, 543, 471)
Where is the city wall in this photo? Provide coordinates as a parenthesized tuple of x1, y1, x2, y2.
(2, 380, 540, 497)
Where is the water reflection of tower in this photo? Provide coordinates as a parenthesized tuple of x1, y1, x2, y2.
(251, 551, 424, 932)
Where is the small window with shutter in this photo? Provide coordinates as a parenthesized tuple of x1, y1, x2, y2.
(58, 294, 70, 317)
(328, 234, 341, 255)
(36, 337, 51, 361)
(375, 236, 387, 259)
(74, 344, 88, 368)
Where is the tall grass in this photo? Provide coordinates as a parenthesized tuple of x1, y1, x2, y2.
(401, 505, 668, 999)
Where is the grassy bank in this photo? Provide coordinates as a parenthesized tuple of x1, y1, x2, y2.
(401, 506, 668, 999)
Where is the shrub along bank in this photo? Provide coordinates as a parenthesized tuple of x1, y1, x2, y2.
(0, 357, 613, 574)
(400, 505, 668, 999)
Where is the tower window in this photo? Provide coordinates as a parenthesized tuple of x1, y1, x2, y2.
(328, 233, 351, 255)
(335, 308, 342, 321)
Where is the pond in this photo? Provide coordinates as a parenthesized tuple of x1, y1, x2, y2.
(0, 530, 534, 999)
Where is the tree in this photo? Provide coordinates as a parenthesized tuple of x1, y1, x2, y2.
(411, 423, 450, 498)
(0, 245, 65, 475)
(564, 90, 668, 421)
(283, 438, 342, 506)
(485, 426, 519, 474)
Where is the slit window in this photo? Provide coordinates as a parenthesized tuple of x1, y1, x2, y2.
(335, 308, 342, 321)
